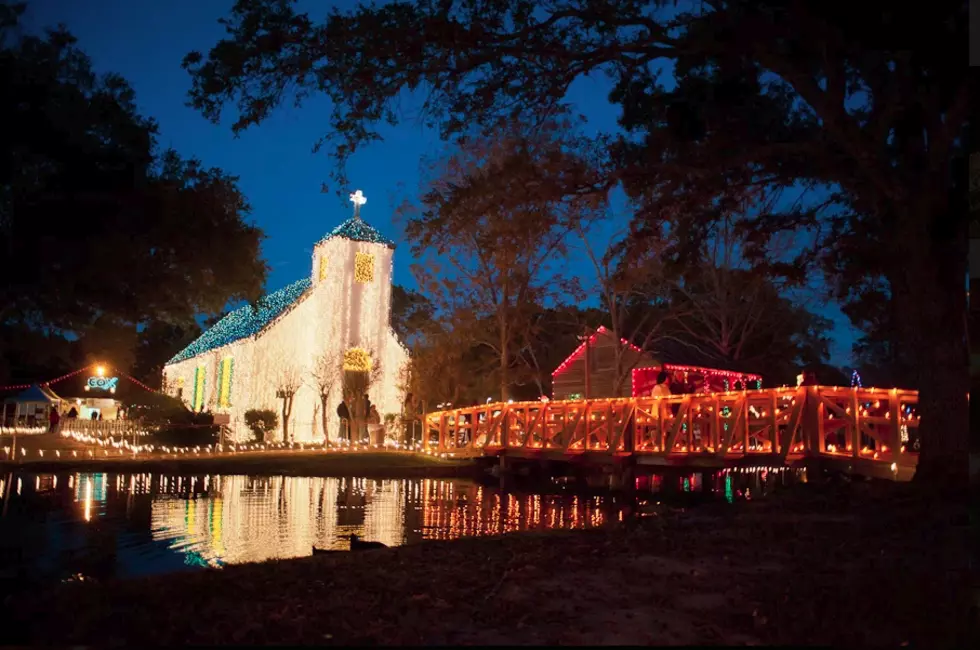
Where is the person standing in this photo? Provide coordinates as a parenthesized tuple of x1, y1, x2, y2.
(650, 371, 671, 398)
(361, 394, 373, 444)
(367, 405, 383, 446)
(403, 392, 417, 446)
(48, 406, 61, 433)
(336, 401, 351, 443)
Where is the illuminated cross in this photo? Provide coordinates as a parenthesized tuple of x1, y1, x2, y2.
(349, 189, 367, 219)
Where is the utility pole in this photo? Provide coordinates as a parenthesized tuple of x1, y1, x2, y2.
(582, 328, 592, 400)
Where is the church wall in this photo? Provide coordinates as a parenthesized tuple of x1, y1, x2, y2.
(381, 327, 410, 419)
(163, 214, 409, 445)
(312, 235, 400, 433)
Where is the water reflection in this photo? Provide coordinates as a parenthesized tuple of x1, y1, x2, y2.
(0, 467, 801, 584)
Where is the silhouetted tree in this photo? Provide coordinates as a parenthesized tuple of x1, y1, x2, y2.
(184, 0, 969, 484)
(0, 3, 267, 378)
(405, 118, 599, 400)
(390, 285, 434, 347)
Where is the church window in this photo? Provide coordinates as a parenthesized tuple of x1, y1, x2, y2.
(193, 365, 206, 412)
(318, 255, 328, 281)
(354, 252, 375, 284)
(218, 357, 234, 407)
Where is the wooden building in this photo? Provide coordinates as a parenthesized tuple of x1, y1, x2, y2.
(551, 326, 764, 400)
(551, 327, 659, 400)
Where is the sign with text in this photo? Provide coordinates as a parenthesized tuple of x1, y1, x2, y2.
(86, 376, 119, 392)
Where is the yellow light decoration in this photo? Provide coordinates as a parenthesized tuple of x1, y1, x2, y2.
(218, 357, 234, 408)
(343, 347, 373, 372)
(354, 251, 375, 283)
(318, 255, 328, 281)
(193, 365, 206, 412)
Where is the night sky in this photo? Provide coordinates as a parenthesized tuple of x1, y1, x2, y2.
(24, 0, 858, 367)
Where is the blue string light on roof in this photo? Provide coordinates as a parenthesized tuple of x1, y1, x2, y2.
(316, 215, 396, 249)
(167, 278, 312, 364)
(851, 370, 863, 388)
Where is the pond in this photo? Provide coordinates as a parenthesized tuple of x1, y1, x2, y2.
(0, 467, 802, 587)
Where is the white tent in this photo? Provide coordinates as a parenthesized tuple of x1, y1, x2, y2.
(2, 384, 62, 427)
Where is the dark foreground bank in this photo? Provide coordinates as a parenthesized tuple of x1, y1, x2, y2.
(4, 478, 974, 646)
(0, 451, 482, 479)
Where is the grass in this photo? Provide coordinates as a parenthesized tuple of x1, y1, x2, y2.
(0, 444, 482, 479)
(3, 478, 974, 645)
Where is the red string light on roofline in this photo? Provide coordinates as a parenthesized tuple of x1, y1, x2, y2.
(631, 365, 763, 396)
(551, 327, 602, 377)
(660, 364, 762, 381)
(124, 374, 164, 394)
(551, 326, 651, 377)
(0, 364, 97, 392)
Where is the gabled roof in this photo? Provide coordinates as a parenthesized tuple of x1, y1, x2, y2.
(4, 383, 61, 403)
(552, 326, 658, 377)
(167, 278, 312, 365)
(317, 216, 395, 249)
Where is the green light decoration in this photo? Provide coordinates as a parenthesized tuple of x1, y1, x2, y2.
(168, 278, 312, 364)
(724, 474, 733, 503)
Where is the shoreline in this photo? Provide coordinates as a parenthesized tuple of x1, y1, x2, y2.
(3, 479, 971, 646)
(0, 450, 485, 479)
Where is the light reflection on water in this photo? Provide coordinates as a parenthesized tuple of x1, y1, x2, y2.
(0, 468, 800, 583)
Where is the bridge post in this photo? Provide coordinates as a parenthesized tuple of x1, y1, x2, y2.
(623, 403, 635, 453)
(610, 462, 635, 492)
(850, 389, 861, 458)
(500, 405, 509, 450)
(802, 387, 822, 455)
(887, 388, 902, 455)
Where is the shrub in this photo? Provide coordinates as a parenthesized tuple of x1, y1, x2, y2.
(151, 422, 218, 448)
(244, 409, 278, 441)
(123, 392, 193, 426)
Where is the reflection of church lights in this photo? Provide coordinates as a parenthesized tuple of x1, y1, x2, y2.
(50, 472, 809, 572)
(84, 479, 92, 521)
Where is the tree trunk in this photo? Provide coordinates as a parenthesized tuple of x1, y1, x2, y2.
(281, 395, 293, 443)
(893, 212, 968, 487)
(499, 323, 510, 401)
(320, 394, 330, 445)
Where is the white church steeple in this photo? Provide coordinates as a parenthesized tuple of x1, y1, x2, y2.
(349, 189, 366, 220)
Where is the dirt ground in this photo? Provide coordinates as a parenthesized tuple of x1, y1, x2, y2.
(4, 478, 975, 646)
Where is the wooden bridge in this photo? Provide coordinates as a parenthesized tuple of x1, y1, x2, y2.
(423, 386, 921, 481)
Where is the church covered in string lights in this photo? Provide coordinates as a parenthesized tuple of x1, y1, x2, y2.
(162, 191, 409, 443)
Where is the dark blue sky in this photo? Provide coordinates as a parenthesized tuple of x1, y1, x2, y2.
(25, 0, 857, 367)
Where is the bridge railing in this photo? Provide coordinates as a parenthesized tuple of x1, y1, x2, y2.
(422, 386, 920, 467)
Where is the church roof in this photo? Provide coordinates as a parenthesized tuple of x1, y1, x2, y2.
(167, 277, 312, 365)
(317, 216, 395, 249)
